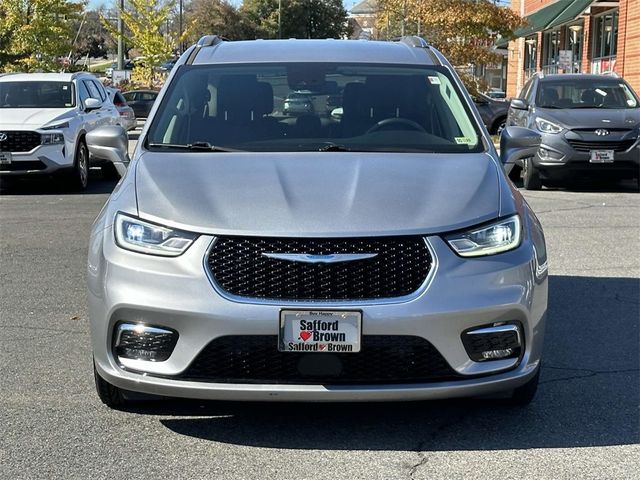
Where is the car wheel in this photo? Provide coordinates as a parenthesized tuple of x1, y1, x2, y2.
(507, 366, 540, 406)
(68, 139, 89, 190)
(93, 361, 128, 409)
(522, 157, 542, 190)
(101, 162, 121, 181)
(492, 116, 507, 136)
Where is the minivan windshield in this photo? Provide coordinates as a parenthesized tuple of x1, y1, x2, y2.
(146, 63, 482, 153)
(537, 78, 639, 109)
(0, 81, 75, 108)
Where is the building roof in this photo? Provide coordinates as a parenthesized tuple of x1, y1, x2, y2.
(193, 39, 437, 66)
(350, 0, 378, 15)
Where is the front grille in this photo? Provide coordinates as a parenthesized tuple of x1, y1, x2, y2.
(207, 236, 432, 300)
(567, 139, 636, 152)
(180, 335, 459, 384)
(0, 160, 46, 171)
(0, 131, 41, 152)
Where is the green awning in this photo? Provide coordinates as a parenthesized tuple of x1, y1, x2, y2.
(546, 0, 593, 29)
(495, 37, 510, 48)
(513, 0, 573, 37)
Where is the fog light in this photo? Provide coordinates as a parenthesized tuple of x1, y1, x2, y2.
(461, 323, 522, 362)
(114, 323, 178, 362)
(538, 146, 564, 161)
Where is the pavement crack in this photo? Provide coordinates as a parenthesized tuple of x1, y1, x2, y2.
(541, 364, 640, 385)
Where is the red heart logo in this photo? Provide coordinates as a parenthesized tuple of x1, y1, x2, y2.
(318, 344, 327, 351)
(300, 331, 312, 341)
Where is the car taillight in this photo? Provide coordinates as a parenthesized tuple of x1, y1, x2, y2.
(114, 102, 125, 107)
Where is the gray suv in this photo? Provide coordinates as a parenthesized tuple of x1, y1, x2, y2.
(507, 73, 640, 189)
(86, 36, 548, 408)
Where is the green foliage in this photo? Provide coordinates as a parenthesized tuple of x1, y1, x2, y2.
(102, 0, 176, 87)
(188, 0, 259, 41)
(0, 0, 82, 72)
(241, 0, 352, 39)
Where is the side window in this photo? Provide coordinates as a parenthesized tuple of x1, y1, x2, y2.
(78, 81, 91, 108)
(84, 80, 101, 101)
(518, 80, 533, 101)
(139, 92, 156, 101)
(525, 80, 537, 104)
(91, 80, 107, 101)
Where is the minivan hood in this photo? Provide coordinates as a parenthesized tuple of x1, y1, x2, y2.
(0, 108, 74, 129)
(135, 152, 501, 237)
(537, 107, 640, 129)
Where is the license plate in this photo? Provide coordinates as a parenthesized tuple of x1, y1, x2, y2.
(590, 150, 614, 163)
(279, 310, 362, 353)
(0, 152, 11, 165)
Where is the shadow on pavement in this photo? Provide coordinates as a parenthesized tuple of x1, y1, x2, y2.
(0, 170, 118, 195)
(124, 275, 640, 451)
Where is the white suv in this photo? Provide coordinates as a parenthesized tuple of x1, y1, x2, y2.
(0, 72, 121, 189)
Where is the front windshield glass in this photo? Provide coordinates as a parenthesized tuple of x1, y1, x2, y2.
(0, 81, 75, 108)
(146, 63, 482, 153)
(537, 79, 639, 109)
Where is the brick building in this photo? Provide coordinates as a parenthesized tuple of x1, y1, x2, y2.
(505, 0, 640, 98)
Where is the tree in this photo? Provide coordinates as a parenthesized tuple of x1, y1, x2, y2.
(69, 10, 114, 65)
(0, 0, 82, 72)
(102, 0, 177, 87)
(241, 0, 352, 40)
(187, 0, 258, 42)
(376, 0, 522, 93)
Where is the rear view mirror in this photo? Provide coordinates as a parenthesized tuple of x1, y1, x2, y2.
(86, 126, 130, 176)
(500, 126, 541, 167)
(85, 98, 102, 111)
(510, 99, 528, 110)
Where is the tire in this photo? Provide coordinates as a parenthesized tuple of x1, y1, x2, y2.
(522, 156, 543, 190)
(93, 362, 128, 409)
(508, 366, 540, 406)
(68, 139, 89, 190)
(101, 162, 121, 181)
(491, 116, 507, 136)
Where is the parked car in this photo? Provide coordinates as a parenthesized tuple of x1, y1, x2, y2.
(106, 87, 136, 131)
(105, 61, 134, 79)
(159, 59, 177, 72)
(474, 93, 510, 135)
(122, 89, 158, 118)
(283, 91, 315, 115)
(486, 88, 507, 100)
(507, 73, 640, 189)
(88, 36, 547, 409)
(0, 72, 122, 188)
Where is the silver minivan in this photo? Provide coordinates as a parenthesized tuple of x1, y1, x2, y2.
(87, 36, 548, 408)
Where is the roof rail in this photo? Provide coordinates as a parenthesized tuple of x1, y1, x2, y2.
(197, 35, 227, 47)
(393, 36, 430, 48)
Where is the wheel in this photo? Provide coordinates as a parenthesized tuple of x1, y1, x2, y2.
(522, 156, 542, 190)
(492, 116, 506, 136)
(507, 366, 540, 406)
(68, 139, 89, 190)
(93, 362, 128, 409)
(366, 117, 426, 134)
(101, 162, 121, 181)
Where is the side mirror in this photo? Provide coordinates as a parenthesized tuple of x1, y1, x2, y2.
(86, 125, 130, 176)
(85, 98, 102, 111)
(500, 126, 541, 167)
(510, 98, 528, 110)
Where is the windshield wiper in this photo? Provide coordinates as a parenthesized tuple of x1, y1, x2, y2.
(147, 142, 243, 152)
(318, 143, 351, 152)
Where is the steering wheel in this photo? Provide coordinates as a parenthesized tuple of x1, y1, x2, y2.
(366, 117, 426, 134)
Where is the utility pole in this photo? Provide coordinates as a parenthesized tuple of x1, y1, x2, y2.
(278, 0, 282, 39)
(179, 0, 184, 54)
(117, 0, 124, 70)
(401, 0, 406, 37)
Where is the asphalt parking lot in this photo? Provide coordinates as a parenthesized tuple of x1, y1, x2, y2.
(1, 152, 638, 478)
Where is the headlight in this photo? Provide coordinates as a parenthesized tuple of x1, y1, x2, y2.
(445, 215, 522, 257)
(40, 133, 65, 145)
(535, 117, 562, 134)
(114, 213, 198, 256)
(42, 122, 69, 130)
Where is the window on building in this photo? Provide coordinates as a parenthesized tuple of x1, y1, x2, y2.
(524, 36, 538, 79)
(591, 9, 618, 73)
(542, 29, 561, 73)
(564, 22, 583, 73)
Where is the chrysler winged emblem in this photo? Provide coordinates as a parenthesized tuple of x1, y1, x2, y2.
(595, 129, 609, 136)
(262, 253, 378, 263)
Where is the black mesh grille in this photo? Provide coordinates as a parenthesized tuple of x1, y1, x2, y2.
(180, 335, 459, 384)
(0, 160, 46, 171)
(207, 236, 432, 300)
(567, 139, 636, 152)
(0, 131, 42, 152)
